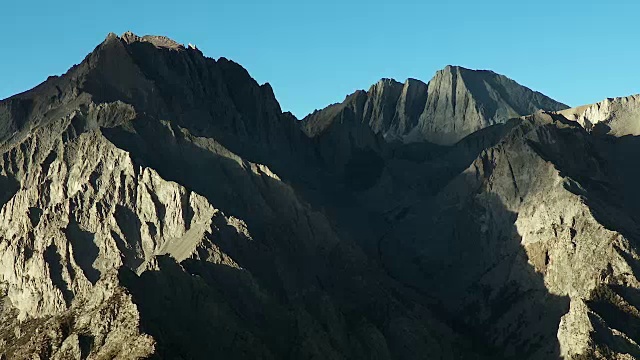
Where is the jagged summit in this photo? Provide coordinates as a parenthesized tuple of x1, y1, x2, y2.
(440, 64, 495, 74)
(302, 65, 569, 145)
(119, 31, 186, 50)
(0, 30, 306, 179)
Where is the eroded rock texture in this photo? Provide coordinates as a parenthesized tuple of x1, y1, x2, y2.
(0, 32, 638, 360)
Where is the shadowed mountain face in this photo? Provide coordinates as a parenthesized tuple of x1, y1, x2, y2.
(302, 66, 568, 145)
(0, 32, 638, 360)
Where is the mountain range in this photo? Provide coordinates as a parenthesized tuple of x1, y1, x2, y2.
(302, 65, 567, 144)
(0, 32, 639, 360)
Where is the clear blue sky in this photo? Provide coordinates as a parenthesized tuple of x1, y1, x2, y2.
(1, 0, 639, 118)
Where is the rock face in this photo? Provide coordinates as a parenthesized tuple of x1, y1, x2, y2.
(302, 65, 568, 145)
(0, 32, 639, 360)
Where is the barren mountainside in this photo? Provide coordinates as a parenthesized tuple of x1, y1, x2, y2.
(0, 32, 639, 360)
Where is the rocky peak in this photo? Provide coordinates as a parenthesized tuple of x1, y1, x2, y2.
(393, 78, 429, 137)
(411, 65, 569, 144)
(73, 32, 308, 168)
(119, 30, 141, 44)
(303, 65, 568, 145)
(120, 31, 185, 51)
(370, 78, 404, 92)
(364, 78, 404, 134)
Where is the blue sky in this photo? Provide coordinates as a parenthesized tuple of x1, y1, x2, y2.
(1, 0, 639, 118)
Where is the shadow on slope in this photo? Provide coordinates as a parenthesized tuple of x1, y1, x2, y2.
(102, 116, 487, 359)
(383, 186, 570, 359)
(64, 212, 100, 285)
(119, 256, 290, 359)
(0, 174, 19, 209)
(526, 116, 640, 354)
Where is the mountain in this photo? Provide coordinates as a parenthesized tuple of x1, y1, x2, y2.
(302, 65, 569, 145)
(0, 32, 639, 360)
(0, 32, 481, 360)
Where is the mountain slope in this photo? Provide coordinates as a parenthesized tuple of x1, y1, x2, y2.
(302, 65, 568, 145)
